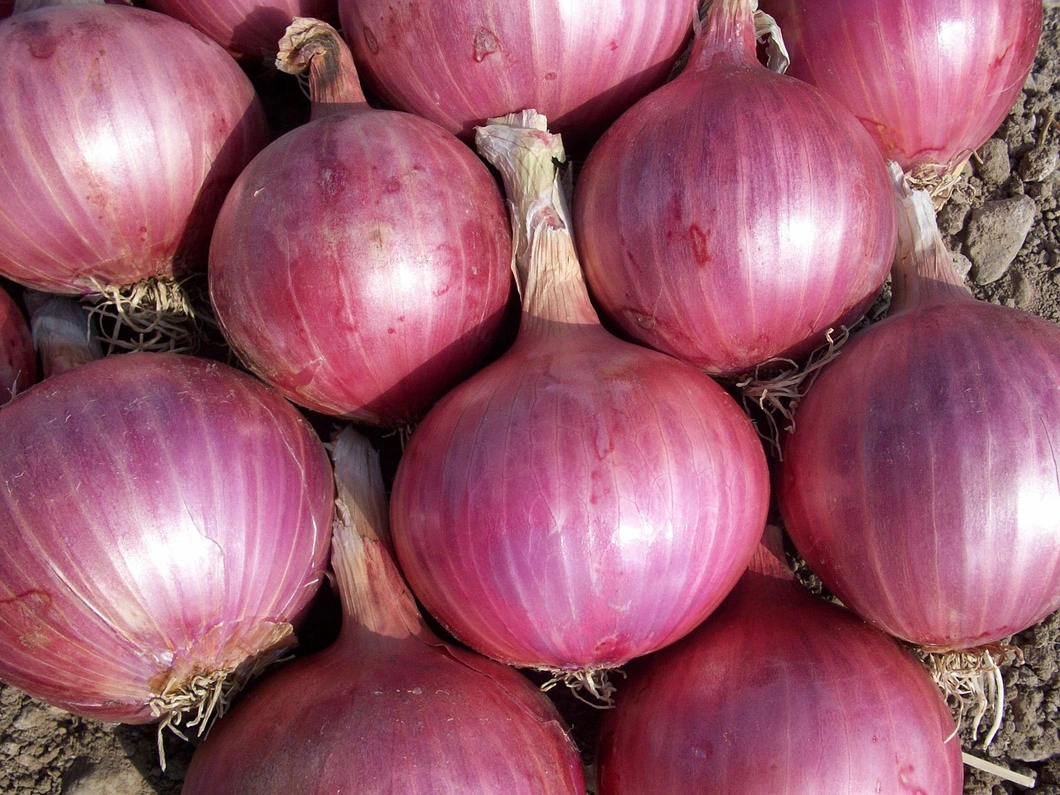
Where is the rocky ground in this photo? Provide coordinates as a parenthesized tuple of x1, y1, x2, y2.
(2, 4, 1060, 794)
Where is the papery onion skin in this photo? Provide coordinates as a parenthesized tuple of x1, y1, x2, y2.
(390, 113, 770, 674)
(0, 285, 35, 401)
(760, 0, 1042, 177)
(596, 530, 964, 794)
(142, 0, 338, 59)
(0, 5, 268, 296)
(182, 427, 586, 795)
(336, 0, 693, 145)
(779, 179, 1060, 650)
(573, 0, 896, 377)
(0, 352, 333, 723)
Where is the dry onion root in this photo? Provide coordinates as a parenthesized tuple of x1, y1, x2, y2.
(84, 275, 218, 355)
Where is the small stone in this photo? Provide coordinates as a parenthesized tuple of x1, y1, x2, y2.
(937, 201, 971, 236)
(950, 251, 973, 279)
(964, 195, 1038, 285)
(1011, 270, 1038, 310)
(1019, 145, 1060, 183)
(974, 137, 1011, 185)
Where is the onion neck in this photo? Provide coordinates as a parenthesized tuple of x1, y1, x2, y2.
(329, 427, 429, 645)
(276, 17, 369, 121)
(888, 167, 973, 316)
(474, 111, 601, 340)
(689, 0, 758, 70)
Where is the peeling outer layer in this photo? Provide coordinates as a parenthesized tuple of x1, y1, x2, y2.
(779, 173, 1060, 722)
(181, 427, 587, 794)
(388, 111, 769, 682)
(0, 354, 333, 753)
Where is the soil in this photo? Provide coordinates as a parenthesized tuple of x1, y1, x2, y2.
(3, 5, 1060, 794)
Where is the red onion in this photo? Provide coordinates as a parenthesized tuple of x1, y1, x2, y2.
(142, 0, 338, 59)
(182, 426, 587, 794)
(335, 0, 693, 146)
(209, 19, 513, 427)
(572, 0, 896, 378)
(596, 526, 964, 794)
(779, 174, 1060, 655)
(389, 112, 769, 693)
(0, 2, 268, 297)
(0, 285, 35, 401)
(0, 353, 333, 744)
(760, 0, 1042, 181)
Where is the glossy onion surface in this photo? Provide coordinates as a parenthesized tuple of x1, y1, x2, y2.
(574, 0, 896, 376)
(0, 5, 268, 295)
(761, 0, 1042, 176)
(0, 353, 333, 722)
(209, 109, 513, 426)
(596, 534, 964, 794)
(336, 0, 693, 146)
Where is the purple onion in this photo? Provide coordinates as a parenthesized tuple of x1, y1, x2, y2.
(761, 0, 1042, 180)
(779, 174, 1060, 651)
(142, 0, 338, 59)
(209, 19, 513, 427)
(572, 0, 896, 377)
(336, 0, 693, 146)
(596, 527, 964, 794)
(0, 352, 333, 733)
(0, 3, 268, 296)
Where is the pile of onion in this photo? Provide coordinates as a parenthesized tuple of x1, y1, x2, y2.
(760, 0, 1043, 187)
(389, 111, 769, 696)
(0, 285, 35, 402)
(208, 18, 513, 427)
(182, 427, 587, 794)
(0, 1, 268, 301)
(572, 0, 897, 378)
(336, 0, 694, 147)
(596, 526, 965, 794)
(0, 353, 333, 761)
(779, 169, 1060, 745)
(142, 0, 338, 59)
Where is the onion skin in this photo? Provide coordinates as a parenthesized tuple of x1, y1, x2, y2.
(761, 0, 1042, 178)
(389, 113, 770, 674)
(596, 528, 964, 794)
(182, 427, 586, 795)
(336, 0, 693, 145)
(142, 0, 338, 58)
(779, 177, 1060, 650)
(0, 353, 333, 723)
(573, 0, 896, 377)
(0, 286, 35, 401)
(209, 20, 513, 427)
(0, 5, 268, 296)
